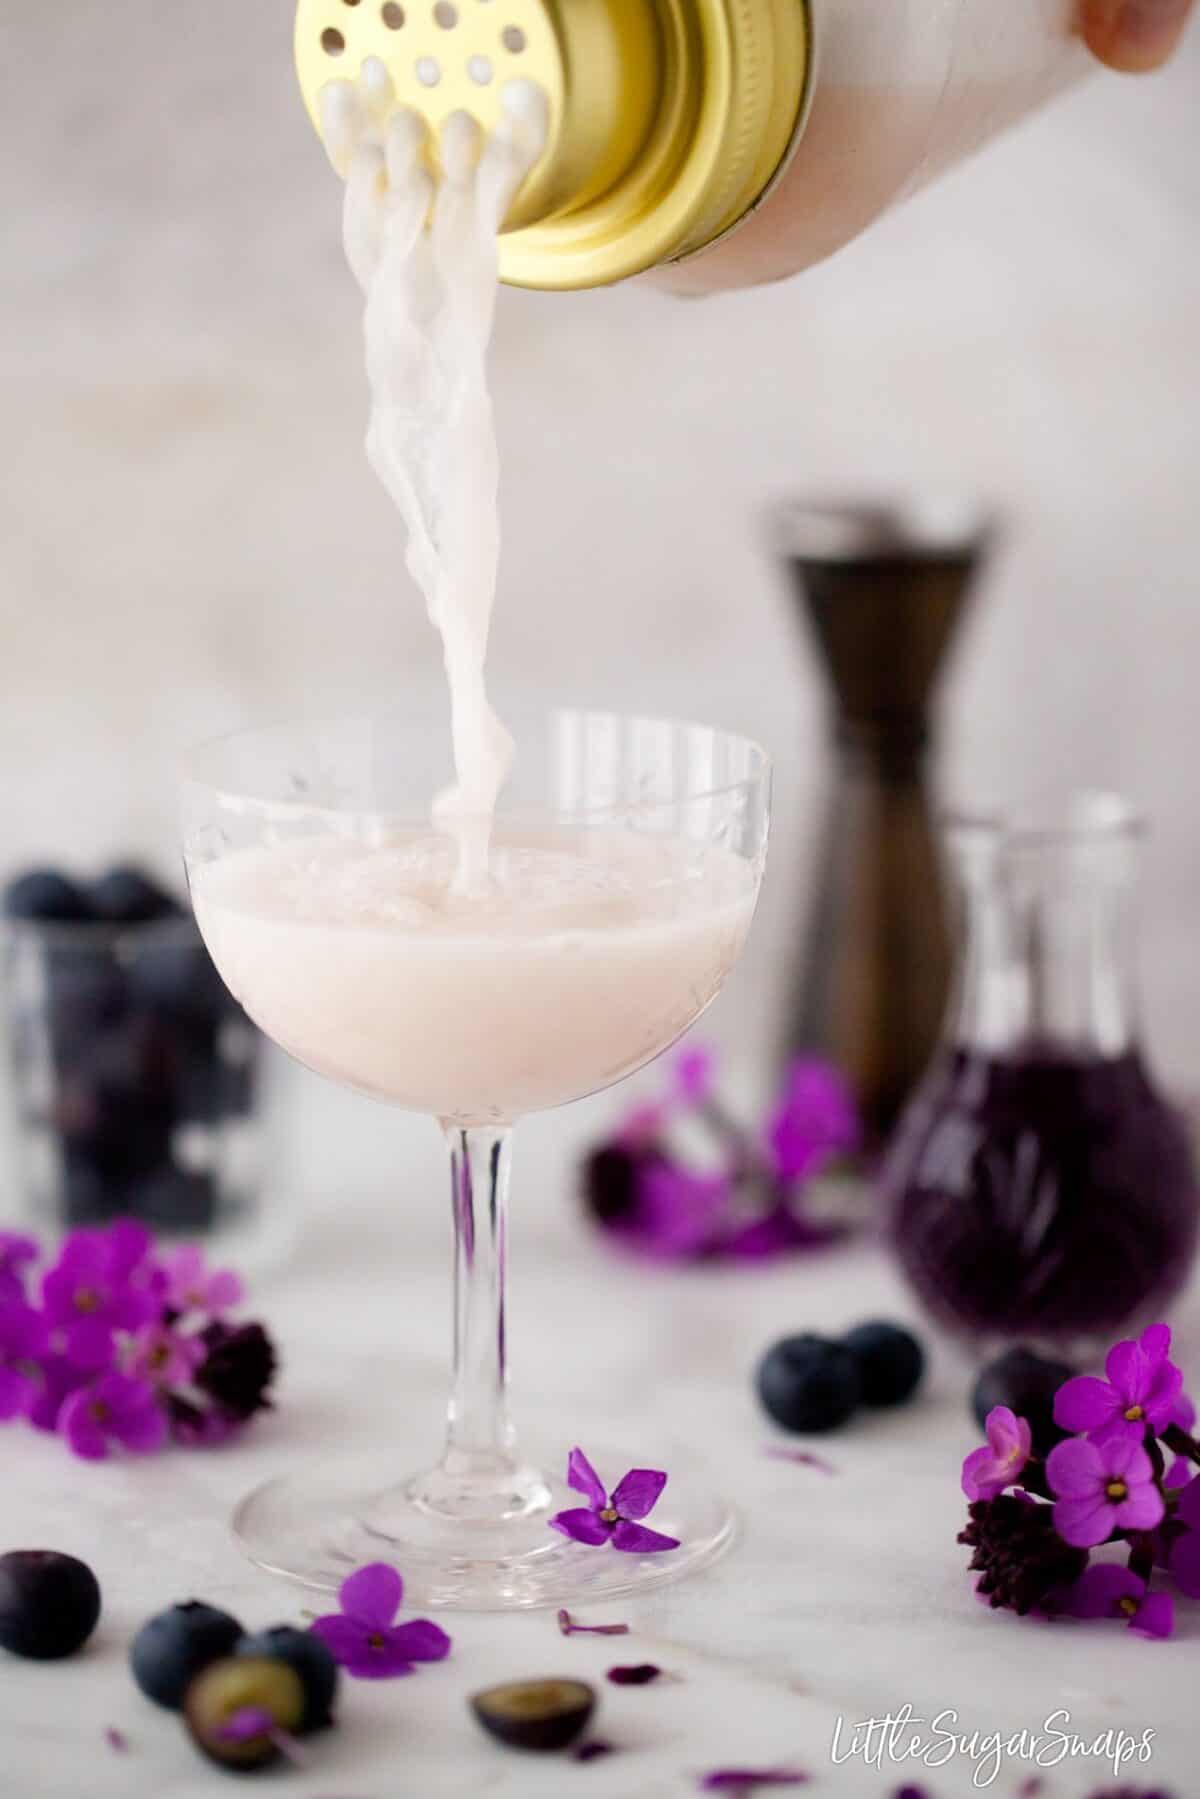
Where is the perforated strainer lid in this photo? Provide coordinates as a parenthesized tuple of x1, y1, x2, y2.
(295, 0, 811, 289)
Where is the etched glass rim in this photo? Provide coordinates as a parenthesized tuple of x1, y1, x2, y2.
(180, 707, 772, 825)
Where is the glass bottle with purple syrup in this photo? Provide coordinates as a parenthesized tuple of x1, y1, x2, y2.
(883, 796, 1198, 1355)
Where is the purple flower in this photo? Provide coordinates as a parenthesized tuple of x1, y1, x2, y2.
(194, 1321, 277, 1420)
(0, 1303, 48, 1421)
(0, 1231, 39, 1306)
(1046, 1434, 1164, 1548)
(1062, 1562, 1174, 1638)
(549, 1448, 680, 1553)
(310, 1564, 451, 1679)
(1053, 1323, 1183, 1444)
(764, 1058, 858, 1183)
(41, 1227, 155, 1362)
(124, 1322, 204, 1389)
(158, 1245, 243, 1318)
(962, 1407, 1033, 1502)
(1165, 1472, 1200, 1597)
(166, 1396, 241, 1448)
(58, 1371, 166, 1460)
(1165, 1456, 1193, 1491)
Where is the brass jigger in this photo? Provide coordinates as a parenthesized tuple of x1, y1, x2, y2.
(772, 498, 995, 1149)
(295, 0, 811, 288)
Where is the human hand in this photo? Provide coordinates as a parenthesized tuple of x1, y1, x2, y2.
(1079, 0, 1195, 70)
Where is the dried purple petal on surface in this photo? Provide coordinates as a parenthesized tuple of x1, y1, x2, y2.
(606, 1663, 662, 1685)
(1016, 1778, 1045, 1798)
(700, 1770, 810, 1792)
(574, 1741, 616, 1763)
(557, 1607, 629, 1637)
(104, 1727, 129, 1753)
(764, 1446, 838, 1475)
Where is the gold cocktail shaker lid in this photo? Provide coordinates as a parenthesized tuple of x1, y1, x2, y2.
(295, 0, 811, 289)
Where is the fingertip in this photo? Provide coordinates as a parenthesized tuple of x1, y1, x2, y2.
(1080, 0, 1193, 72)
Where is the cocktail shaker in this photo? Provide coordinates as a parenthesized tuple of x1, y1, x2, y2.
(295, 0, 1087, 289)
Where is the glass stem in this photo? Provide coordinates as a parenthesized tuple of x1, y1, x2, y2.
(441, 1123, 517, 1481)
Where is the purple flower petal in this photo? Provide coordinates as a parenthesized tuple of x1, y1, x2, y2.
(388, 1619, 451, 1663)
(338, 1563, 403, 1631)
(1131, 1591, 1174, 1639)
(1065, 1562, 1143, 1618)
(92, 1372, 166, 1453)
(606, 1663, 661, 1685)
(611, 1468, 667, 1522)
(1168, 1529, 1200, 1598)
(309, 1615, 369, 1667)
(220, 1707, 276, 1742)
(1143, 1357, 1184, 1426)
(0, 1366, 35, 1422)
(1170, 1390, 1197, 1432)
(1164, 1456, 1194, 1491)
(574, 1741, 615, 1763)
(1046, 1436, 1103, 1499)
(205, 1270, 244, 1312)
(0, 1301, 48, 1363)
(1175, 1472, 1200, 1530)
(765, 1058, 859, 1183)
(673, 1045, 716, 1106)
(63, 1318, 116, 1374)
(1053, 1375, 1118, 1434)
(764, 1447, 837, 1474)
(1053, 1494, 1115, 1549)
(962, 1444, 1011, 1503)
(1114, 1482, 1165, 1534)
(566, 1447, 607, 1510)
(104, 1727, 129, 1753)
(1107, 1436, 1153, 1483)
(59, 1387, 111, 1460)
(1105, 1338, 1148, 1406)
(107, 1219, 152, 1280)
(1140, 1321, 1172, 1361)
(610, 1521, 680, 1554)
(549, 1507, 613, 1547)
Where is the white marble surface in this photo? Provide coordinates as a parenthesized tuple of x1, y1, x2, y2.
(2, 1057, 1199, 1799)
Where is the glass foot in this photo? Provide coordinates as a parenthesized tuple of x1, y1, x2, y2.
(231, 1447, 736, 1610)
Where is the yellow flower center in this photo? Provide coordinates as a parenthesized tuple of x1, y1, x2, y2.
(1118, 1595, 1139, 1617)
(90, 1401, 109, 1424)
(74, 1288, 100, 1314)
(368, 1632, 385, 1650)
(1105, 1479, 1128, 1502)
(1124, 1405, 1144, 1422)
(600, 1507, 619, 1525)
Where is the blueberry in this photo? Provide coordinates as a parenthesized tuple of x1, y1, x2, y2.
(471, 1679, 596, 1752)
(89, 864, 183, 926)
(756, 1333, 862, 1433)
(235, 1627, 339, 1734)
(0, 1550, 101, 1660)
(184, 1656, 306, 1772)
(130, 1600, 244, 1710)
(842, 1320, 926, 1407)
(972, 1347, 1075, 1459)
(3, 870, 93, 924)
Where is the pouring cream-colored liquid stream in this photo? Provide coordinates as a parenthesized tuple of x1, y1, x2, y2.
(320, 68, 548, 889)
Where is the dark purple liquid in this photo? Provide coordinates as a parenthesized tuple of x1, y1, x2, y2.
(884, 1046, 1199, 1345)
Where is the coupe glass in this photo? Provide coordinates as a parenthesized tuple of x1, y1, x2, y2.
(182, 709, 769, 1608)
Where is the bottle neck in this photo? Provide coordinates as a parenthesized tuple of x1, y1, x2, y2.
(948, 825, 1140, 1061)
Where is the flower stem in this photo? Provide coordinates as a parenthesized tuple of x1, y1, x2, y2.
(1161, 1423, 1200, 1467)
(1126, 1531, 1154, 1583)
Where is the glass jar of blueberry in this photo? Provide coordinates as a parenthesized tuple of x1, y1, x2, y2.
(2, 863, 261, 1234)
